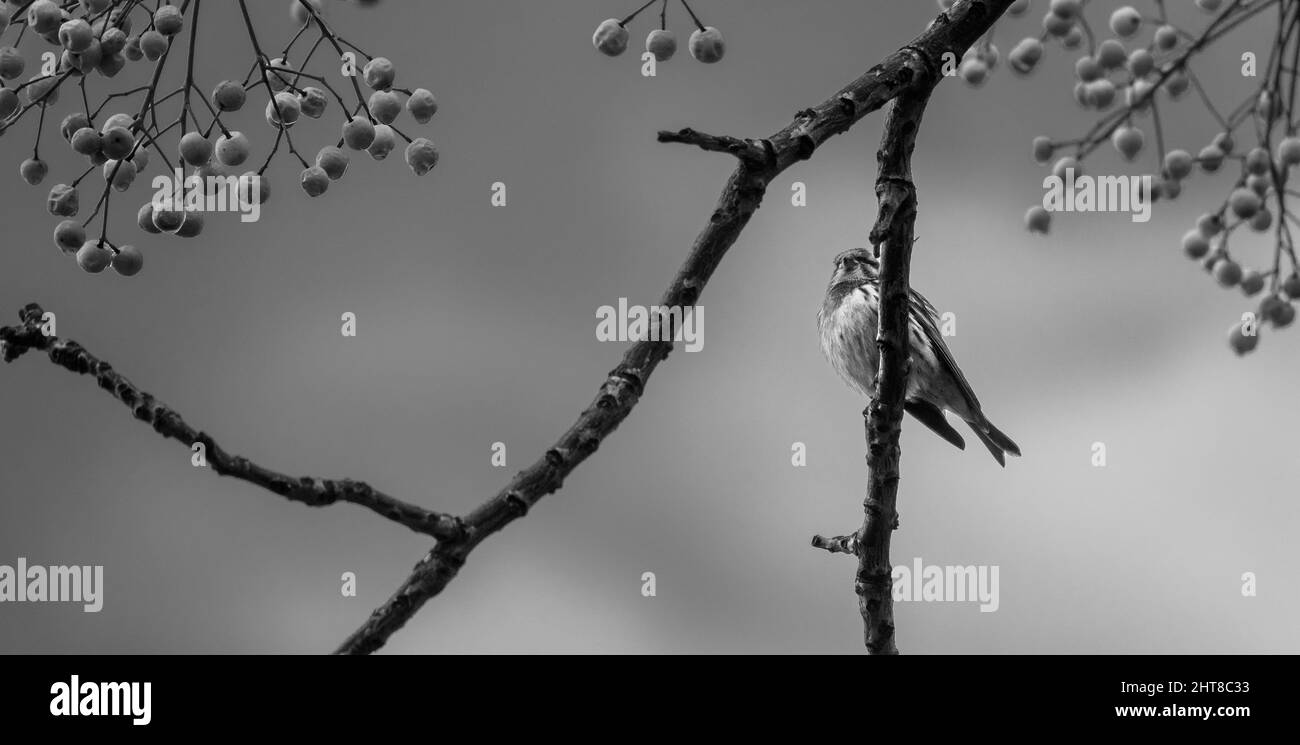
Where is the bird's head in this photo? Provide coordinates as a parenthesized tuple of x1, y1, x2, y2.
(829, 247, 879, 287)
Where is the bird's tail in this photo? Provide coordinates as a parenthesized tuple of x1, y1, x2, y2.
(967, 417, 1021, 467)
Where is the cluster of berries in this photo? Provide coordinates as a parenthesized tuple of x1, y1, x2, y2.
(593, 0, 725, 65)
(0, 0, 437, 277)
(938, 0, 1297, 356)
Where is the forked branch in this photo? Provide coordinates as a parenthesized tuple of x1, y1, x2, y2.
(1, 0, 1013, 654)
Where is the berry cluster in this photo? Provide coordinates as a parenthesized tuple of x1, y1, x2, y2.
(0, 0, 439, 277)
(947, 0, 1300, 356)
(593, 0, 725, 65)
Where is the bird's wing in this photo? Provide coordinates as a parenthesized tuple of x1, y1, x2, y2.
(908, 288, 982, 411)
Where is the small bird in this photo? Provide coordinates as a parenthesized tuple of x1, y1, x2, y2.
(818, 247, 1021, 466)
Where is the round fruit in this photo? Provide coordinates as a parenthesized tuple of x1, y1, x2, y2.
(689, 26, 725, 63)
(0, 46, 24, 81)
(140, 30, 167, 61)
(1042, 12, 1072, 37)
(102, 113, 134, 132)
(97, 52, 125, 78)
(238, 172, 270, 205)
(22, 74, 59, 107)
(1197, 146, 1224, 173)
(103, 159, 136, 191)
(342, 116, 376, 150)
(1168, 72, 1191, 99)
(290, 0, 323, 26)
(215, 131, 250, 166)
(1247, 174, 1270, 197)
(1245, 147, 1271, 175)
(101, 126, 134, 159)
(1164, 150, 1194, 180)
(406, 88, 437, 123)
(267, 58, 295, 92)
(646, 29, 677, 62)
(1240, 270, 1265, 296)
(1228, 322, 1258, 355)
(151, 202, 185, 232)
(1283, 273, 1300, 298)
(137, 202, 162, 234)
(1096, 39, 1126, 70)
(1249, 208, 1272, 232)
(362, 56, 395, 90)
(1032, 136, 1054, 163)
(359, 125, 391, 160)
(1213, 260, 1242, 287)
(1127, 48, 1154, 77)
(1278, 137, 1300, 167)
(1025, 205, 1051, 234)
(53, 220, 85, 255)
(26, 0, 61, 35)
(368, 90, 401, 124)
(76, 241, 112, 273)
(1272, 303, 1296, 328)
(960, 58, 988, 86)
(70, 126, 101, 155)
(178, 131, 213, 166)
(175, 211, 203, 238)
(1229, 188, 1262, 219)
(212, 80, 246, 111)
(1085, 79, 1116, 109)
(1052, 156, 1082, 183)
(1154, 24, 1178, 50)
(1050, 0, 1082, 17)
(1182, 230, 1209, 259)
(1075, 56, 1101, 82)
(1009, 38, 1043, 74)
(1109, 7, 1141, 37)
(153, 5, 184, 36)
(265, 92, 301, 127)
(0, 87, 18, 119)
(111, 244, 143, 276)
(316, 146, 349, 180)
(299, 87, 327, 118)
(1197, 213, 1224, 237)
(1113, 126, 1144, 161)
(405, 137, 439, 176)
(59, 19, 94, 53)
(593, 19, 629, 57)
(300, 165, 329, 197)
(123, 36, 142, 61)
(100, 28, 127, 56)
(23, 159, 49, 186)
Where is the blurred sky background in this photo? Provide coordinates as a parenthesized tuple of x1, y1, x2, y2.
(1, 0, 1296, 653)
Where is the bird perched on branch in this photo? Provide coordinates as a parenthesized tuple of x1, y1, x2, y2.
(818, 247, 1020, 466)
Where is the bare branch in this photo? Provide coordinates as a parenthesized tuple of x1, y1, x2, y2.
(811, 533, 858, 555)
(336, 0, 1016, 656)
(0, 303, 463, 542)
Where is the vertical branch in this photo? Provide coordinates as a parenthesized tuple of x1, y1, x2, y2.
(856, 89, 932, 655)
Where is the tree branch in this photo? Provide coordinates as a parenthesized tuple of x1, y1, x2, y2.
(0, 303, 464, 541)
(0, 0, 1013, 655)
(858, 89, 932, 656)
(336, 0, 1015, 655)
(810, 1, 1014, 655)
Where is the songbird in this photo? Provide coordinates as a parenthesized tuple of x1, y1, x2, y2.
(818, 247, 1021, 466)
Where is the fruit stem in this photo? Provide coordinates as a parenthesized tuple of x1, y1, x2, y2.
(620, 0, 658, 26)
(679, 0, 706, 32)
